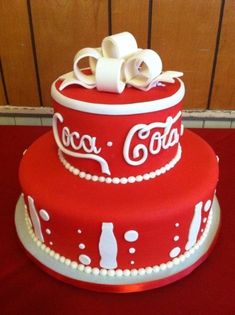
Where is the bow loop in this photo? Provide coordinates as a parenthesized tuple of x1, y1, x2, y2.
(59, 32, 183, 93)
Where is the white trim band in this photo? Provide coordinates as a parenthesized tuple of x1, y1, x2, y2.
(51, 79, 185, 116)
(57, 144, 182, 184)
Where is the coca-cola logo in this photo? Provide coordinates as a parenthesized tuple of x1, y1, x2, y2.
(52, 111, 181, 175)
(123, 111, 181, 165)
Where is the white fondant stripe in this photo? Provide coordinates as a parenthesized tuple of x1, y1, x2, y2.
(27, 196, 44, 242)
(51, 79, 185, 116)
(24, 202, 214, 277)
(185, 202, 203, 250)
(57, 143, 182, 184)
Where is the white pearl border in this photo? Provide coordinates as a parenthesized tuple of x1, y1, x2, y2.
(57, 144, 182, 184)
(24, 205, 213, 277)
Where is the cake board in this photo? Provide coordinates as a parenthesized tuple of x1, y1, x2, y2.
(15, 195, 221, 293)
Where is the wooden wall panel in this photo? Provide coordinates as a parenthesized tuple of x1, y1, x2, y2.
(0, 1, 40, 106)
(30, 0, 109, 106)
(151, 0, 221, 109)
(0, 68, 7, 105)
(111, 0, 149, 48)
(210, 0, 235, 109)
(0, 1, 234, 110)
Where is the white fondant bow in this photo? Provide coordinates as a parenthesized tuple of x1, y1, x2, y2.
(59, 32, 183, 93)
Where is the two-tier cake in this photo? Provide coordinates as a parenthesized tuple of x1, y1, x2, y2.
(15, 32, 220, 293)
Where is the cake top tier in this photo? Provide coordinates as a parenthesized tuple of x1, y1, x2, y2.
(51, 32, 185, 183)
(56, 32, 183, 94)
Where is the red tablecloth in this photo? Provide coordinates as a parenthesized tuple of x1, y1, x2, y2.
(0, 126, 234, 314)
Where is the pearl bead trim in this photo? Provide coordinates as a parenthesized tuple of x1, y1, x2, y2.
(58, 144, 182, 184)
(24, 204, 213, 277)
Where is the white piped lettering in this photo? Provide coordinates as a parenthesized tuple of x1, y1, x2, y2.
(123, 111, 181, 166)
(53, 112, 110, 175)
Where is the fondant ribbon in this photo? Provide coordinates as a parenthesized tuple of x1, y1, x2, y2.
(59, 32, 183, 93)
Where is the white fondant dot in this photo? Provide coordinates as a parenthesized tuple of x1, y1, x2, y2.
(175, 223, 180, 227)
(79, 254, 91, 265)
(173, 258, 180, 265)
(71, 261, 78, 269)
(113, 177, 120, 184)
(136, 175, 143, 182)
(73, 168, 79, 175)
(99, 176, 105, 183)
(107, 141, 113, 147)
(145, 267, 152, 274)
(160, 263, 167, 270)
(49, 250, 55, 257)
(78, 264, 85, 271)
(105, 177, 112, 184)
(155, 169, 161, 176)
(85, 174, 92, 180)
(124, 269, 131, 276)
(65, 258, 71, 266)
(204, 200, 212, 212)
(46, 229, 51, 235)
(203, 217, 207, 223)
(39, 209, 50, 221)
(92, 175, 98, 182)
(129, 247, 136, 254)
(143, 173, 150, 180)
(41, 244, 46, 250)
(174, 235, 180, 241)
(92, 268, 100, 275)
(169, 247, 181, 258)
(131, 269, 138, 276)
(79, 243, 86, 250)
(77, 229, 82, 234)
(54, 253, 60, 260)
(120, 177, 128, 184)
(152, 265, 160, 273)
(60, 256, 65, 263)
(108, 269, 115, 277)
(130, 261, 135, 265)
(124, 230, 139, 242)
(49, 241, 53, 246)
(100, 269, 107, 276)
(85, 266, 92, 274)
(79, 172, 86, 178)
(201, 229, 204, 233)
(167, 261, 173, 269)
(128, 176, 136, 183)
(116, 269, 123, 277)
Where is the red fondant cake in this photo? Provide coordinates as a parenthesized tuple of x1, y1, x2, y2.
(15, 32, 220, 292)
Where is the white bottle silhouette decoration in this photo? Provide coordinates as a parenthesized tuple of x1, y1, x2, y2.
(99, 223, 118, 269)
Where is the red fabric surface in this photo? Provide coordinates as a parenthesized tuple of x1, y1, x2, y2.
(0, 126, 234, 314)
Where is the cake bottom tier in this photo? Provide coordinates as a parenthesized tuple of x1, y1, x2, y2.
(17, 130, 220, 292)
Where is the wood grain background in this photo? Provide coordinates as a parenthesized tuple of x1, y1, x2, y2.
(0, 0, 234, 109)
